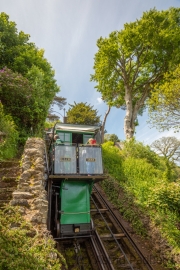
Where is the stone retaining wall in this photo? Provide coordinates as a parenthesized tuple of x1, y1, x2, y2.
(10, 138, 48, 230)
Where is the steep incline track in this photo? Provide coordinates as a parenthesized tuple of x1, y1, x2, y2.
(91, 184, 154, 270)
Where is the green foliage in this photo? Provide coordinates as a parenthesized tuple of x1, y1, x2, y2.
(147, 182, 180, 212)
(67, 102, 101, 125)
(101, 177, 147, 236)
(151, 137, 180, 181)
(101, 141, 180, 264)
(51, 95, 67, 110)
(104, 133, 120, 143)
(0, 67, 33, 130)
(0, 205, 67, 270)
(148, 65, 180, 132)
(0, 103, 19, 160)
(0, 13, 30, 70)
(102, 142, 125, 181)
(0, 13, 60, 141)
(25, 65, 59, 133)
(45, 120, 60, 129)
(91, 7, 180, 139)
(122, 156, 164, 207)
(151, 137, 180, 162)
(122, 139, 161, 168)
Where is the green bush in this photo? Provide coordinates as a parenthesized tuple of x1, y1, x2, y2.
(0, 205, 66, 270)
(102, 140, 180, 265)
(147, 182, 180, 212)
(122, 139, 161, 168)
(0, 103, 19, 160)
(122, 157, 160, 205)
(102, 142, 125, 181)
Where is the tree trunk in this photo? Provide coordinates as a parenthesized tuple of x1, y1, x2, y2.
(124, 85, 150, 140)
(101, 105, 111, 143)
(124, 86, 134, 140)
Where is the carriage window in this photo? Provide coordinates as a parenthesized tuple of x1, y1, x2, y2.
(57, 132, 71, 143)
(83, 135, 92, 144)
(59, 133, 64, 141)
(65, 133, 70, 142)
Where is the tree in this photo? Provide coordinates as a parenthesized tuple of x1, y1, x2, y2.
(151, 137, 180, 163)
(91, 8, 180, 140)
(48, 95, 67, 123)
(0, 13, 30, 69)
(66, 102, 101, 125)
(0, 13, 61, 138)
(151, 137, 180, 180)
(46, 113, 60, 122)
(50, 95, 67, 111)
(0, 67, 56, 136)
(148, 65, 180, 132)
(0, 67, 33, 129)
(104, 133, 119, 143)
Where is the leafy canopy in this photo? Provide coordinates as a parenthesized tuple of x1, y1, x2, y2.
(104, 133, 120, 143)
(151, 137, 180, 162)
(0, 67, 33, 129)
(91, 7, 180, 139)
(148, 65, 180, 132)
(0, 12, 60, 139)
(122, 139, 160, 168)
(67, 102, 101, 125)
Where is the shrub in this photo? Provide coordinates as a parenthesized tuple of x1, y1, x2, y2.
(122, 157, 161, 205)
(0, 103, 19, 160)
(0, 205, 66, 270)
(147, 182, 180, 212)
(102, 141, 125, 181)
(122, 139, 161, 168)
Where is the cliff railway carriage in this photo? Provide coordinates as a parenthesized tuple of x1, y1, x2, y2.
(45, 123, 104, 239)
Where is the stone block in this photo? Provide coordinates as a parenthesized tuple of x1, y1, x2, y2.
(13, 191, 34, 200)
(10, 199, 29, 207)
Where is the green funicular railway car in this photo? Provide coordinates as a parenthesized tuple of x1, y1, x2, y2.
(46, 123, 104, 239)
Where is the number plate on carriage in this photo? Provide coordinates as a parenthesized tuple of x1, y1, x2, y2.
(86, 158, 96, 162)
(60, 157, 71, 161)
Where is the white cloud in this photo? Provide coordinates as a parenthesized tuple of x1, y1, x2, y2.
(97, 97, 103, 104)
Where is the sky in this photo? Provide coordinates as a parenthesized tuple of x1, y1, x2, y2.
(1, 0, 180, 145)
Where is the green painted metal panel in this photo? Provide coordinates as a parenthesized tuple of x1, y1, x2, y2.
(60, 181, 91, 225)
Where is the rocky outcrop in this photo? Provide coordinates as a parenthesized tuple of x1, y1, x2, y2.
(10, 138, 48, 230)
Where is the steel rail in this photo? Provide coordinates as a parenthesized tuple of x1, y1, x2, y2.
(93, 185, 155, 270)
(90, 231, 115, 270)
(91, 194, 134, 270)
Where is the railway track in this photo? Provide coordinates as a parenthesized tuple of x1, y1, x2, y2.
(55, 184, 156, 270)
(57, 232, 115, 270)
(91, 184, 154, 270)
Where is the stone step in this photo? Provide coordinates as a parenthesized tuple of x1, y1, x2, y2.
(0, 186, 17, 208)
(0, 187, 16, 192)
(0, 158, 20, 208)
(0, 177, 18, 187)
(0, 165, 20, 172)
(0, 194, 14, 203)
(0, 166, 20, 178)
(0, 160, 19, 168)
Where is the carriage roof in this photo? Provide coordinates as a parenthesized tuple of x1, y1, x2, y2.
(54, 123, 101, 134)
